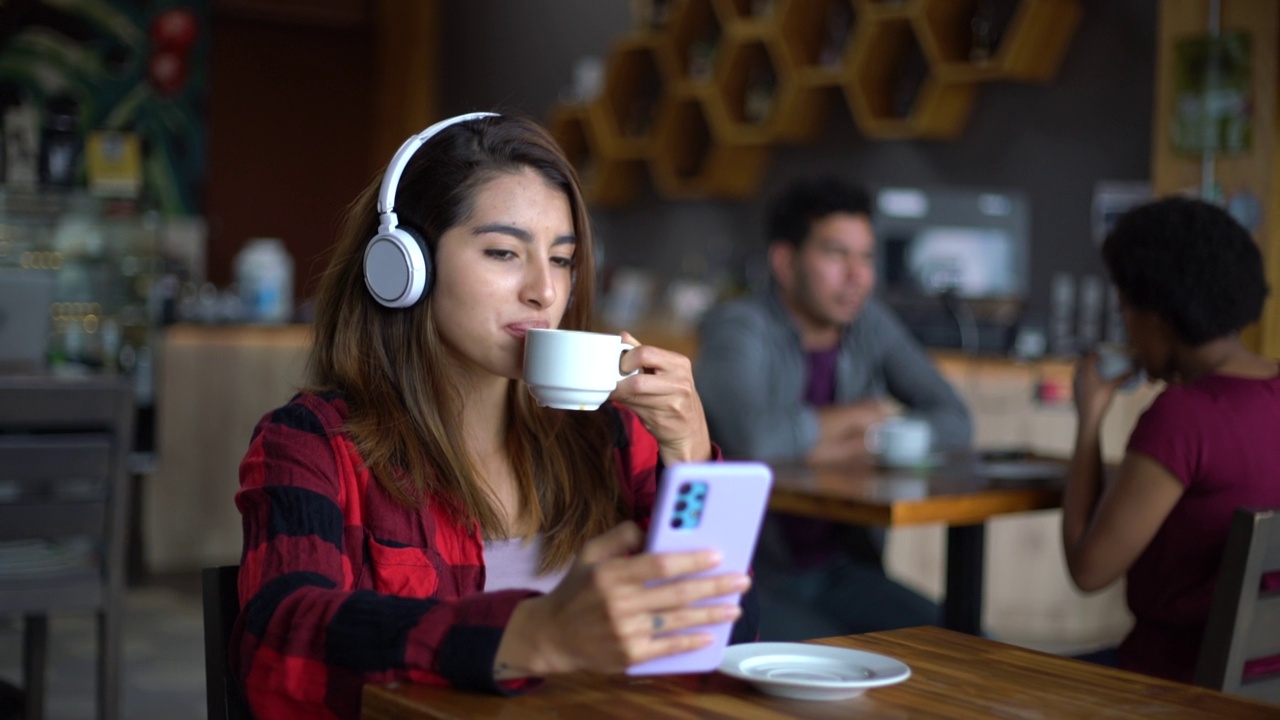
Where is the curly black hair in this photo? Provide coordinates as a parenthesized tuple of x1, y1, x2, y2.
(1102, 196, 1269, 346)
(766, 176, 872, 246)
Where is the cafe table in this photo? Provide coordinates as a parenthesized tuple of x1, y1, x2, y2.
(767, 453, 1067, 635)
(361, 626, 1278, 719)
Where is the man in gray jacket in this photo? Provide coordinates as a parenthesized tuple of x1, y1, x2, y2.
(695, 176, 972, 639)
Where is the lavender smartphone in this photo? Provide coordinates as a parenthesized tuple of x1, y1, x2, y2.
(626, 461, 772, 676)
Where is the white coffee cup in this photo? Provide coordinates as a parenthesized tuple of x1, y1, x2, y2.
(1095, 342, 1143, 391)
(865, 417, 933, 467)
(523, 328, 637, 411)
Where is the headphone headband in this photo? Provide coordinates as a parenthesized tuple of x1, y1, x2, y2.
(364, 112, 498, 308)
(376, 111, 499, 224)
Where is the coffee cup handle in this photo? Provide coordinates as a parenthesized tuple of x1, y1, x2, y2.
(864, 422, 882, 454)
(618, 342, 640, 382)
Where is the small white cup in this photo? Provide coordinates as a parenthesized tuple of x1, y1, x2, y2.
(1095, 342, 1144, 391)
(865, 417, 933, 467)
(523, 328, 637, 411)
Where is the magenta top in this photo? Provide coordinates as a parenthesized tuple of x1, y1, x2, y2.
(775, 346, 845, 571)
(1121, 371, 1280, 683)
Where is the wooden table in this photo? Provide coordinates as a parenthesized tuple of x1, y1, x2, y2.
(361, 626, 1278, 719)
(768, 455, 1066, 635)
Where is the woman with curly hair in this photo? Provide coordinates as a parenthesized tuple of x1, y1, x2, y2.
(1063, 196, 1280, 683)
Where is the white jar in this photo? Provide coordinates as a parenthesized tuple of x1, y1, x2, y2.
(234, 237, 293, 324)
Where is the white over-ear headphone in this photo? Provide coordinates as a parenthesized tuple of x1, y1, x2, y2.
(363, 111, 499, 308)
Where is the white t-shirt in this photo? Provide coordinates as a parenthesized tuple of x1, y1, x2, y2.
(482, 535, 570, 594)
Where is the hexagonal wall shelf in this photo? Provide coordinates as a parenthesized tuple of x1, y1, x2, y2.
(545, 0, 1077, 203)
(591, 36, 664, 158)
(549, 105, 646, 208)
(650, 91, 770, 199)
(662, 0, 725, 86)
(777, 0, 859, 80)
(706, 37, 786, 144)
(845, 11, 976, 139)
(713, 0, 780, 33)
(916, 0, 1082, 83)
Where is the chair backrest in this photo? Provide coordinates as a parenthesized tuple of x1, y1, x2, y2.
(0, 373, 135, 720)
(0, 374, 134, 596)
(203, 564, 252, 720)
(1194, 507, 1280, 704)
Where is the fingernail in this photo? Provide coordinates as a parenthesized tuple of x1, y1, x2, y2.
(733, 574, 751, 590)
(719, 606, 742, 621)
(704, 550, 723, 565)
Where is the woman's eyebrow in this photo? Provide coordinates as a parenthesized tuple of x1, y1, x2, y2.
(472, 223, 576, 246)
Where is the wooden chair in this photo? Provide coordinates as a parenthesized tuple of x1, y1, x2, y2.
(202, 564, 251, 720)
(1194, 507, 1280, 704)
(0, 375, 134, 720)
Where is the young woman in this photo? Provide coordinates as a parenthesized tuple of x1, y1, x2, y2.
(232, 113, 756, 719)
(1063, 196, 1280, 683)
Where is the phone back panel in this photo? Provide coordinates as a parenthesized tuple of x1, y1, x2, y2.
(626, 461, 772, 675)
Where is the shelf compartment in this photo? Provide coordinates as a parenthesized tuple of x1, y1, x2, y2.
(865, 0, 918, 14)
(548, 105, 645, 208)
(650, 91, 769, 199)
(592, 35, 665, 158)
(706, 37, 789, 144)
(661, 0, 725, 85)
(845, 12, 975, 139)
(777, 0, 859, 77)
(713, 0, 779, 23)
(917, 0, 1081, 83)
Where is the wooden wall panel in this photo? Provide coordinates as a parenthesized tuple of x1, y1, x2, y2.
(1152, 0, 1280, 358)
(203, 1, 438, 303)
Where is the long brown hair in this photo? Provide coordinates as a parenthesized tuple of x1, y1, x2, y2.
(307, 115, 625, 570)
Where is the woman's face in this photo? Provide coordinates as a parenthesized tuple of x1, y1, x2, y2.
(430, 167, 577, 383)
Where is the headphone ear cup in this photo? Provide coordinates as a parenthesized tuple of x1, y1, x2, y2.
(363, 225, 433, 308)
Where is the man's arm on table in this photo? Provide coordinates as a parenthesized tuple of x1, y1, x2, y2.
(870, 302, 973, 449)
(808, 401, 891, 465)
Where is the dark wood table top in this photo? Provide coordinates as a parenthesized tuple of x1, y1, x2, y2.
(767, 454, 1067, 526)
(361, 626, 1278, 719)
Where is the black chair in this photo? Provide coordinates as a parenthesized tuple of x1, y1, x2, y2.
(1194, 507, 1280, 705)
(202, 564, 251, 720)
(0, 374, 134, 720)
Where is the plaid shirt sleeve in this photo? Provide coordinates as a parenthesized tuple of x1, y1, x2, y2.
(232, 393, 540, 720)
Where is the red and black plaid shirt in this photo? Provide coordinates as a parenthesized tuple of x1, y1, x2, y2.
(233, 391, 751, 720)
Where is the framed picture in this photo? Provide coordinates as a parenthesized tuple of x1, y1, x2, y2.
(1171, 32, 1252, 155)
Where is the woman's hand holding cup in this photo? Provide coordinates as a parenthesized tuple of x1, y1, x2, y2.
(522, 329, 712, 464)
(1073, 344, 1140, 422)
(609, 331, 713, 464)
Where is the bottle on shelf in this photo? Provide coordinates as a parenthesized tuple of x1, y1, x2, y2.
(234, 237, 293, 324)
(40, 95, 80, 187)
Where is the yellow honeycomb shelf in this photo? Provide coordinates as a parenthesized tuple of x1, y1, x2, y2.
(549, 0, 1080, 205)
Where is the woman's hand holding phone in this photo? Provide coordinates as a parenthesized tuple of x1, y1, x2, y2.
(494, 521, 749, 680)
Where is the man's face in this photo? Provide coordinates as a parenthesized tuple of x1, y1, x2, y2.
(774, 212, 877, 330)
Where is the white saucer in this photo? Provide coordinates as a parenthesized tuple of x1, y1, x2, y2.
(718, 642, 911, 701)
(977, 460, 1064, 482)
(875, 452, 946, 470)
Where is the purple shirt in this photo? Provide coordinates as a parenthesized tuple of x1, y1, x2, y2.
(1120, 372, 1280, 683)
(777, 347, 844, 570)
